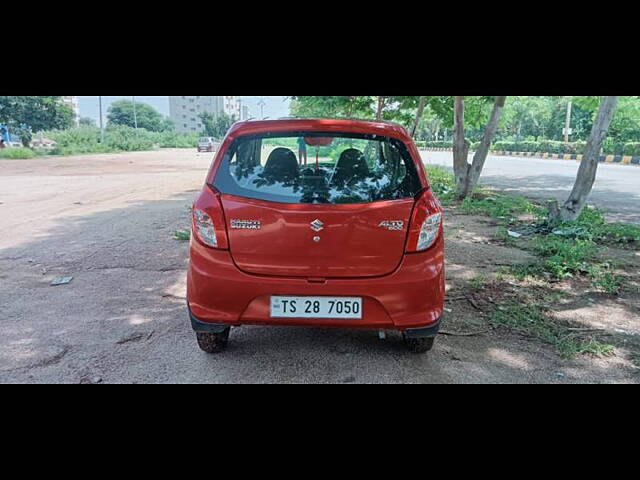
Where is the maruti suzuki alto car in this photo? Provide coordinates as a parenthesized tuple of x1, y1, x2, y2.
(187, 118, 444, 353)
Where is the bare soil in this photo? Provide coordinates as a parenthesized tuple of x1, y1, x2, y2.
(0, 149, 638, 383)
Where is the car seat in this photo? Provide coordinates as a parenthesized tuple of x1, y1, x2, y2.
(332, 148, 369, 186)
(263, 147, 299, 183)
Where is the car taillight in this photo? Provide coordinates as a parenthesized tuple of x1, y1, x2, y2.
(192, 187, 229, 249)
(406, 189, 443, 253)
(193, 209, 218, 247)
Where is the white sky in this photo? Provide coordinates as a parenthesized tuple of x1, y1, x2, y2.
(77, 96, 291, 123)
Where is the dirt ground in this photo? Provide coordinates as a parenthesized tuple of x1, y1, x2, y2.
(1, 149, 638, 383)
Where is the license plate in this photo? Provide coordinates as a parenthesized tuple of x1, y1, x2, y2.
(270, 296, 362, 319)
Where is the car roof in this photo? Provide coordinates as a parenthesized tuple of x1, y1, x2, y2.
(226, 118, 412, 142)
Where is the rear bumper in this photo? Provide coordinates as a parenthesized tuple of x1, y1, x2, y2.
(189, 307, 229, 333)
(403, 317, 442, 338)
(187, 235, 445, 331)
(190, 305, 442, 336)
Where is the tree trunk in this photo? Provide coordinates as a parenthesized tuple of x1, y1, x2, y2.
(453, 96, 507, 199)
(551, 96, 618, 222)
(452, 96, 470, 198)
(376, 96, 386, 121)
(465, 96, 506, 195)
(410, 96, 427, 138)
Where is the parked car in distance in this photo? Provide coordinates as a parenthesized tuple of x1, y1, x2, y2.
(197, 137, 218, 152)
(187, 118, 445, 354)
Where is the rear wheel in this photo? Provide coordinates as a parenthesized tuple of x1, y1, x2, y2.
(402, 334, 435, 353)
(196, 328, 230, 353)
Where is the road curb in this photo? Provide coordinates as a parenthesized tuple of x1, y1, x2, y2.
(421, 148, 640, 165)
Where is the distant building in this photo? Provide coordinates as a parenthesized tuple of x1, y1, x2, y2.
(241, 105, 250, 120)
(61, 96, 80, 125)
(223, 96, 241, 118)
(169, 96, 241, 133)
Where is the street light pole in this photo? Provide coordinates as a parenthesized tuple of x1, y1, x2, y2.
(564, 100, 572, 144)
(98, 96, 105, 143)
(132, 96, 138, 129)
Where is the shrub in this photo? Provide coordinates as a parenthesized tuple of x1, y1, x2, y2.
(43, 126, 105, 155)
(573, 141, 587, 154)
(424, 141, 453, 149)
(493, 140, 590, 155)
(40, 126, 199, 155)
(602, 139, 625, 156)
(623, 142, 640, 156)
(0, 147, 36, 159)
(422, 139, 475, 150)
(103, 125, 156, 151)
(422, 139, 640, 156)
(154, 131, 200, 148)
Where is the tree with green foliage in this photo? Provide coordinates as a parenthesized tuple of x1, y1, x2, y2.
(603, 96, 640, 143)
(414, 106, 442, 141)
(199, 111, 235, 138)
(290, 96, 375, 119)
(79, 117, 96, 127)
(289, 96, 455, 136)
(107, 100, 173, 132)
(0, 96, 74, 146)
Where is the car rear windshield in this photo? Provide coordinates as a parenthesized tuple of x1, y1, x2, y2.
(199, 137, 211, 142)
(213, 131, 422, 204)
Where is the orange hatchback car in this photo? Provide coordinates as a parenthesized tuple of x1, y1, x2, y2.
(187, 118, 444, 353)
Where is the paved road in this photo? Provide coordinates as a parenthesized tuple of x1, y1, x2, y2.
(421, 151, 640, 224)
(0, 149, 635, 383)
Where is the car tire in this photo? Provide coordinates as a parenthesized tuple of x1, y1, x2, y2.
(196, 328, 230, 353)
(402, 334, 435, 353)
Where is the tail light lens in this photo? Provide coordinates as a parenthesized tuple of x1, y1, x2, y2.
(192, 186, 229, 249)
(406, 189, 442, 253)
(193, 210, 218, 247)
(416, 212, 442, 250)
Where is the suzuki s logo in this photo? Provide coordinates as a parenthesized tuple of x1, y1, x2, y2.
(310, 219, 324, 232)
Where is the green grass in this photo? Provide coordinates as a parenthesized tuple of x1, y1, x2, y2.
(470, 273, 488, 289)
(490, 302, 615, 358)
(425, 165, 456, 204)
(460, 191, 546, 224)
(552, 206, 640, 247)
(533, 236, 600, 279)
(587, 263, 624, 294)
(512, 236, 624, 293)
(173, 229, 190, 241)
(0, 147, 36, 159)
(422, 169, 636, 295)
(423, 169, 638, 250)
